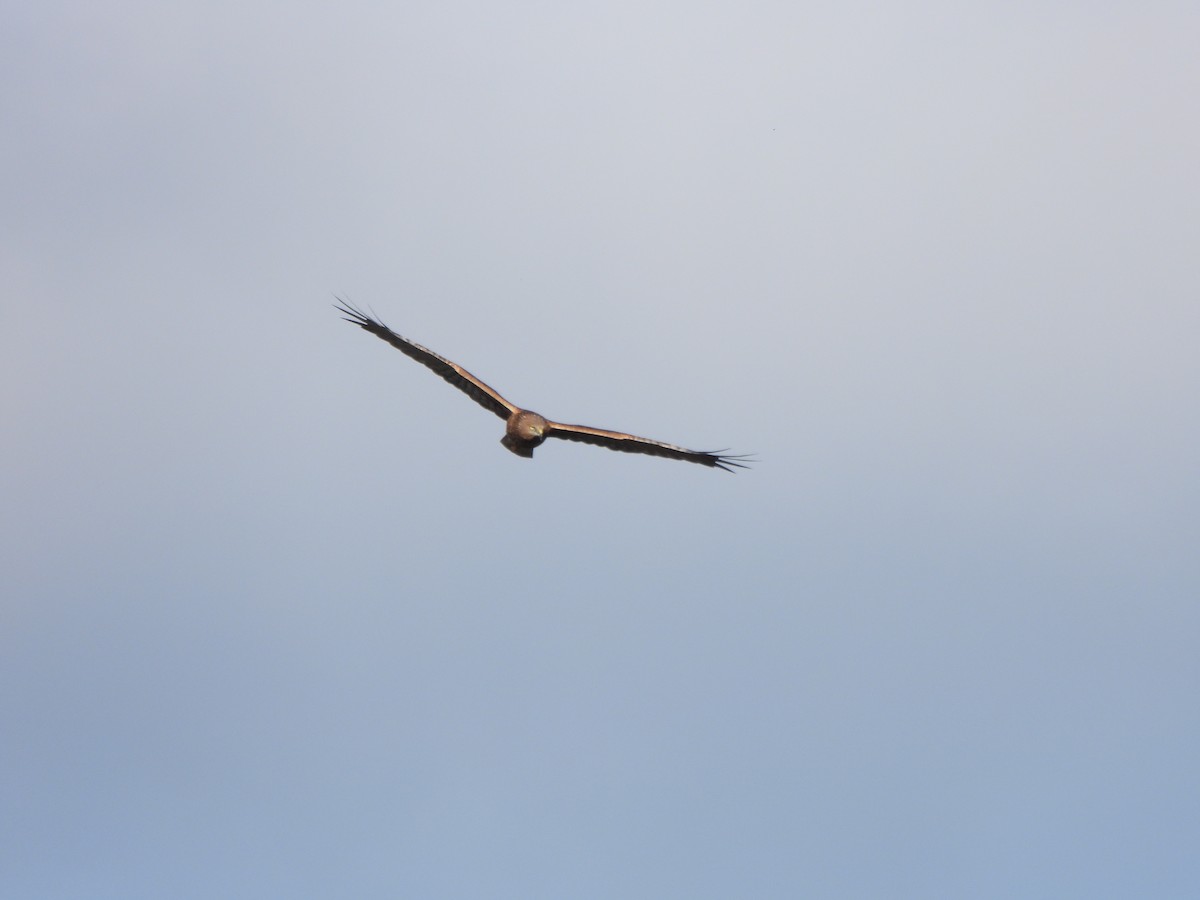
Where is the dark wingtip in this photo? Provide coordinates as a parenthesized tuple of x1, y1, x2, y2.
(332, 295, 359, 318)
(707, 451, 755, 473)
(333, 296, 383, 330)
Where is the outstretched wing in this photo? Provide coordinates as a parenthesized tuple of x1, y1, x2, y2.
(544, 421, 752, 473)
(335, 299, 515, 420)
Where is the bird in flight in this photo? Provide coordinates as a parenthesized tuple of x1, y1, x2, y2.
(335, 300, 751, 472)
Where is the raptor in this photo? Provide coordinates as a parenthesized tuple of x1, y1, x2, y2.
(336, 300, 751, 472)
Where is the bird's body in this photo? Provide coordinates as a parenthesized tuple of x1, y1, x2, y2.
(502, 410, 549, 458)
(335, 300, 750, 472)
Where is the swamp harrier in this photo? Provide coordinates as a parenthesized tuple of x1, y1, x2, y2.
(336, 300, 751, 472)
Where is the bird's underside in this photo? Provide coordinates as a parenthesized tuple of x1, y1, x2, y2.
(335, 299, 751, 472)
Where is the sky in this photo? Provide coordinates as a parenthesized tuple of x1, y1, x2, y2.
(3, 2, 1199, 897)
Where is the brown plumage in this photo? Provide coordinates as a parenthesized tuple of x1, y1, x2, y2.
(335, 300, 752, 472)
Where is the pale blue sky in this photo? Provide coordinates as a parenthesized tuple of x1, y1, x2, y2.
(3, 2, 1198, 897)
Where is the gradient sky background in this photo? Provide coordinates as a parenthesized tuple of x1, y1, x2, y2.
(4, 2, 1199, 897)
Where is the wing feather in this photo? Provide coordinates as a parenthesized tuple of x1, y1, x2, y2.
(545, 421, 752, 473)
(335, 299, 515, 420)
